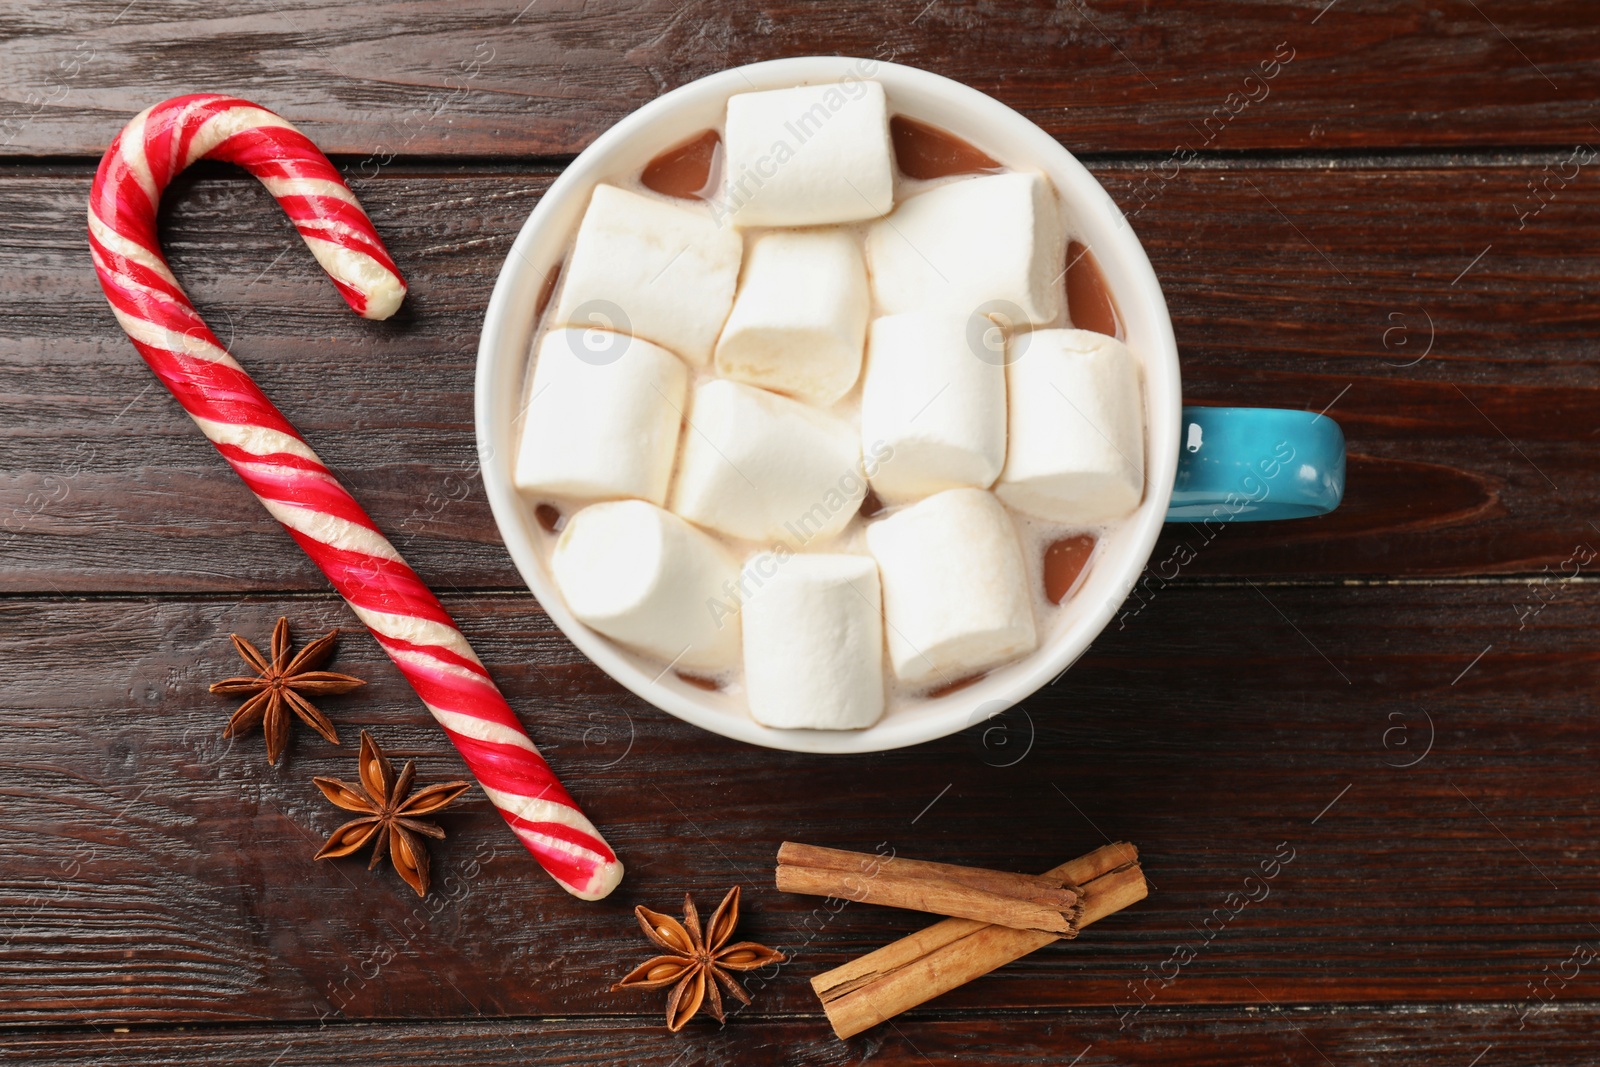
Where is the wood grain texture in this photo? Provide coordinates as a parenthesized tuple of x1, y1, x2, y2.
(2, 585, 1596, 1027)
(0, 1006, 1589, 1066)
(2, 1, 1598, 158)
(5, 161, 1600, 592)
(5, 2, 1599, 1059)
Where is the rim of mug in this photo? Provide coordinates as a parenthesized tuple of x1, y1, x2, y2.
(475, 55, 1182, 754)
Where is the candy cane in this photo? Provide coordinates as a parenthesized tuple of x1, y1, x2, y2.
(88, 94, 622, 901)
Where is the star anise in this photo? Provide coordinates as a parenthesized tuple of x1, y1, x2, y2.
(209, 616, 364, 764)
(312, 730, 470, 897)
(613, 886, 785, 1032)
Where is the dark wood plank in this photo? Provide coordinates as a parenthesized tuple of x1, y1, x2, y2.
(5, 161, 1599, 591)
(1, 166, 544, 593)
(3, 583, 1597, 1026)
(1, 1, 1597, 158)
(2, 1006, 1594, 1066)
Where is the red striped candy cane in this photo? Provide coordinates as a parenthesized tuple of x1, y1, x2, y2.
(88, 94, 622, 901)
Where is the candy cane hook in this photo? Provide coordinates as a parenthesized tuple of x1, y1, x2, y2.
(89, 94, 622, 900)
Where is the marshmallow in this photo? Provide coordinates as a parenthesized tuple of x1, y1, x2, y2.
(996, 329, 1144, 523)
(866, 171, 1064, 326)
(720, 81, 894, 227)
(860, 312, 1007, 502)
(550, 500, 741, 673)
(865, 488, 1037, 687)
(514, 327, 688, 506)
(552, 184, 741, 366)
(671, 379, 865, 546)
(741, 553, 885, 730)
(715, 229, 870, 406)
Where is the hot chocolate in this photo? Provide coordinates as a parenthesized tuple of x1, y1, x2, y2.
(514, 79, 1146, 731)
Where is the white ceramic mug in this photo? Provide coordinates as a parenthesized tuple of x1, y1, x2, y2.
(480, 56, 1201, 754)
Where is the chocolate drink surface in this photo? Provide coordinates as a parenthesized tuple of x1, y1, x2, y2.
(516, 88, 1145, 729)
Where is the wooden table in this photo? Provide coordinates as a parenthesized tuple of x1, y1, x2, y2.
(5, 2, 1599, 1062)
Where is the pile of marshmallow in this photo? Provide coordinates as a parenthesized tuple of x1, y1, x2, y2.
(515, 79, 1144, 731)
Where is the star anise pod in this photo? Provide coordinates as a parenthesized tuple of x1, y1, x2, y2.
(312, 730, 470, 897)
(209, 616, 364, 765)
(613, 886, 785, 1032)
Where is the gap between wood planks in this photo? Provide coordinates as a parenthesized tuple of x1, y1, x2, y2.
(1, 145, 1597, 176)
(0, 575, 1595, 606)
(7, 999, 1600, 1038)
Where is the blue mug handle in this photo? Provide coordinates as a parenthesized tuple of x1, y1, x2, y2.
(1166, 406, 1345, 522)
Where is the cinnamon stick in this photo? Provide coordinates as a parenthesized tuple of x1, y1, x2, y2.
(810, 842, 1146, 1039)
(778, 842, 1081, 903)
(776, 841, 1082, 933)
